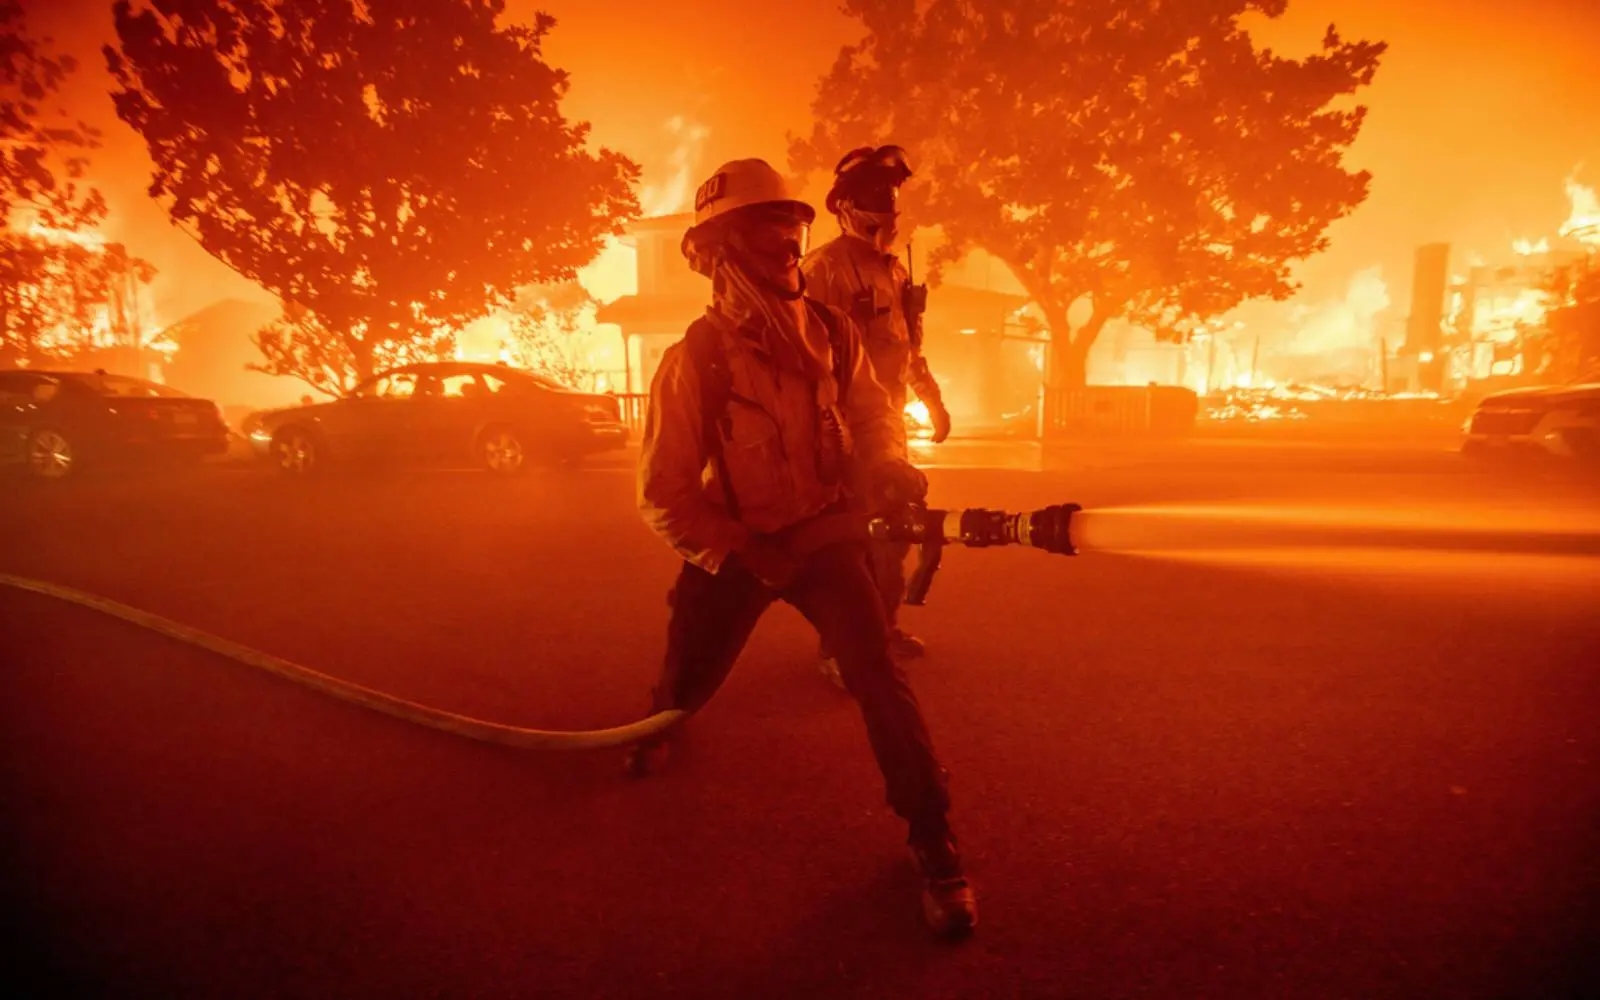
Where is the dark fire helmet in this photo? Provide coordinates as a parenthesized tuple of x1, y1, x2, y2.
(824, 144, 914, 216)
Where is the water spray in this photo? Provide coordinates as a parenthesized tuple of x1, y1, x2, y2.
(1066, 503, 1600, 559)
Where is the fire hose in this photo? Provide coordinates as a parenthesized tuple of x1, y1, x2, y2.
(0, 503, 1082, 751)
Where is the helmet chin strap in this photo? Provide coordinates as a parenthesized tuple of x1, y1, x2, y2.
(711, 251, 826, 380)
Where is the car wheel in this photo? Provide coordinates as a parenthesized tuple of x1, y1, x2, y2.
(1562, 428, 1600, 464)
(272, 427, 321, 475)
(27, 427, 76, 480)
(480, 425, 527, 475)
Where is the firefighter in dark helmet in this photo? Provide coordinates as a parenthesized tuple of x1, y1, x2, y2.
(802, 145, 951, 685)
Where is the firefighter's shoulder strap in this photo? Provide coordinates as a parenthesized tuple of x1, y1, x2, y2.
(683, 302, 852, 523)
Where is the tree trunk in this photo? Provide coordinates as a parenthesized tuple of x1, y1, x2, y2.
(346, 334, 375, 393)
(1053, 338, 1090, 388)
(1049, 312, 1111, 389)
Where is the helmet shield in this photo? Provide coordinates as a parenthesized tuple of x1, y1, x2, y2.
(825, 144, 914, 215)
(682, 202, 810, 278)
(682, 159, 815, 275)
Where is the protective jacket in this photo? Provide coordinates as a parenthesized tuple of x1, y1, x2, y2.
(638, 300, 905, 574)
(801, 234, 943, 414)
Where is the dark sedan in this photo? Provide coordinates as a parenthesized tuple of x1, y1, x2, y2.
(0, 368, 230, 480)
(242, 362, 628, 475)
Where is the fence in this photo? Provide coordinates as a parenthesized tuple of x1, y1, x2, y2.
(1041, 385, 1199, 439)
(613, 392, 649, 433)
(613, 387, 1202, 441)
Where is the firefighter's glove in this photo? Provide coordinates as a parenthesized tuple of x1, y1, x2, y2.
(872, 458, 929, 509)
(927, 397, 952, 444)
(734, 534, 801, 591)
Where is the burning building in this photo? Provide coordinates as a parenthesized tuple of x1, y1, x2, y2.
(1402, 175, 1600, 394)
(593, 213, 702, 397)
(0, 218, 169, 377)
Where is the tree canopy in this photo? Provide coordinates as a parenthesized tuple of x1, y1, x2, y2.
(501, 280, 600, 389)
(1, 0, 99, 221)
(105, 0, 640, 394)
(792, 0, 1386, 385)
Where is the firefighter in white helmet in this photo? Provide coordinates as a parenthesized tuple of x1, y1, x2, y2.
(628, 158, 977, 938)
(802, 144, 951, 681)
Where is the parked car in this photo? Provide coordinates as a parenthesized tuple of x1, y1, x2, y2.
(241, 362, 628, 476)
(0, 368, 230, 480)
(1460, 381, 1600, 461)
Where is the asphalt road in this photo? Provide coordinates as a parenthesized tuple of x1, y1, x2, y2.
(3, 442, 1597, 999)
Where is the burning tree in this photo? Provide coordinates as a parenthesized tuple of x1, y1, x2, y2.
(1, 1, 154, 365)
(502, 281, 602, 389)
(106, 0, 641, 395)
(1, 224, 160, 366)
(1537, 222, 1600, 380)
(792, 0, 1385, 387)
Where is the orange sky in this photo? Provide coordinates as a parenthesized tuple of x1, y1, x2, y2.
(25, 0, 1600, 333)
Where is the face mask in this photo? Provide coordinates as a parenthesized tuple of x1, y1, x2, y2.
(841, 204, 899, 251)
(711, 254, 828, 381)
(727, 215, 810, 298)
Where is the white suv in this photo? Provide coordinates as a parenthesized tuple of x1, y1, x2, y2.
(1461, 381, 1600, 460)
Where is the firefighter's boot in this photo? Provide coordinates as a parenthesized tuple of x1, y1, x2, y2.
(817, 638, 849, 691)
(889, 627, 927, 661)
(910, 831, 978, 939)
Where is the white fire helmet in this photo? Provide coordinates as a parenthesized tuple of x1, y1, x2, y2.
(681, 159, 815, 275)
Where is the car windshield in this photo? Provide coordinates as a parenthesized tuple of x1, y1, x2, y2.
(66, 372, 189, 398)
(526, 372, 572, 392)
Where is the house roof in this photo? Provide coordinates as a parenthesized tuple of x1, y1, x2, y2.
(931, 283, 1030, 308)
(595, 292, 705, 330)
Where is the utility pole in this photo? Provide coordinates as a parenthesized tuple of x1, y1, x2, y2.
(1204, 332, 1217, 395)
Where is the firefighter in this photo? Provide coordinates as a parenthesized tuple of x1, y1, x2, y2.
(627, 158, 977, 938)
(801, 144, 951, 682)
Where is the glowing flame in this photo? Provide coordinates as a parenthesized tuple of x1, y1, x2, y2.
(904, 398, 934, 441)
(639, 116, 710, 217)
(558, 116, 711, 321)
(1474, 286, 1547, 335)
(26, 221, 108, 250)
(1283, 267, 1391, 355)
(578, 240, 637, 306)
(1559, 176, 1600, 247)
(457, 115, 712, 392)
(1512, 237, 1550, 256)
(8, 217, 168, 363)
(452, 302, 626, 393)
